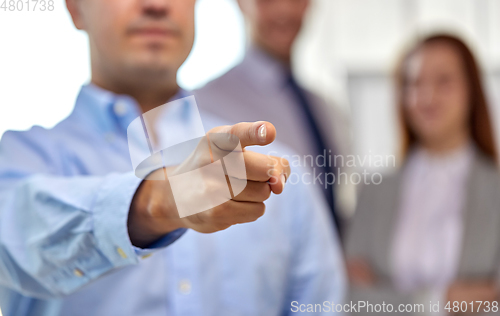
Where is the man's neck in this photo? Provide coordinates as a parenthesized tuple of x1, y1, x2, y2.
(91, 74, 180, 147)
(91, 73, 179, 114)
(254, 41, 291, 67)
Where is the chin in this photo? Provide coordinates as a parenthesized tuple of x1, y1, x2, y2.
(420, 128, 448, 142)
(266, 44, 293, 60)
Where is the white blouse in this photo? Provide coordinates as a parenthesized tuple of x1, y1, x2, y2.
(391, 144, 475, 294)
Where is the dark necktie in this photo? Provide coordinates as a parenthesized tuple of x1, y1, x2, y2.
(286, 74, 339, 229)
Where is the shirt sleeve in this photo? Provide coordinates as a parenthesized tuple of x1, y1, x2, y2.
(0, 129, 185, 299)
(132, 228, 187, 257)
(284, 175, 347, 315)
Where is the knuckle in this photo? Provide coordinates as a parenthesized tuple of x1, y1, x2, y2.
(204, 208, 217, 219)
(147, 199, 165, 218)
(246, 126, 254, 143)
(252, 203, 266, 219)
(211, 201, 233, 220)
(211, 207, 226, 220)
(208, 206, 224, 219)
(258, 183, 271, 200)
(215, 222, 231, 231)
(230, 124, 241, 136)
(209, 125, 230, 134)
(211, 218, 231, 230)
(280, 158, 290, 168)
(264, 187, 272, 200)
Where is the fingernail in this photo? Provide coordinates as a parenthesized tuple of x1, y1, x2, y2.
(281, 173, 286, 189)
(258, 124, 266, 142)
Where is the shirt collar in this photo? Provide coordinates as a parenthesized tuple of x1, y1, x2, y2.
(74, 83, 189, 135)
(240, 45, 290, 93)
(406, 142, 476, 180)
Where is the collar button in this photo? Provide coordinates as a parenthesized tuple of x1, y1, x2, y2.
(114, 100, 128, 117)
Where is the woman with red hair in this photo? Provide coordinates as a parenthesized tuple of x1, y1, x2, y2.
(345, 34, 500, 315)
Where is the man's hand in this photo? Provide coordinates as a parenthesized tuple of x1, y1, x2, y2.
(128, 121, 290, 248)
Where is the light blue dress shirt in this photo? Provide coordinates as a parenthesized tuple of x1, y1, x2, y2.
(0, 84, 345, 315)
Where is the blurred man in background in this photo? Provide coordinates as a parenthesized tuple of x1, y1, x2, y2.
(195, 0, 350, 232)
(0, 0, 345, 315)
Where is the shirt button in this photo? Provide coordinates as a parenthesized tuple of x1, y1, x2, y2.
(116, 247, 128, 259)
(73, 268, 84, 277)
(114, 101, 128, 117)
(178, 279, 192, 295)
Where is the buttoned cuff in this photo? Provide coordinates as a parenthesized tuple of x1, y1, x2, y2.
(133, 228, 188, 257)
(46, 172, 143, 295)
(92, 172, 143, 267)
